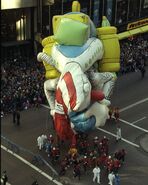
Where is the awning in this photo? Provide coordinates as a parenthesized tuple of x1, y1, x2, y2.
(118, 25, 148, 40)
(1, 40, 31, 47)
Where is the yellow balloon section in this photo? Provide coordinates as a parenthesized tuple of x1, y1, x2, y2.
(97, 26, 120, 72)
(41, 36, 60, 79)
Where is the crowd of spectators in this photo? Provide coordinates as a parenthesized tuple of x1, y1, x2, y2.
(1, 34, 147, 116)
(1, 56, 46, 116)
(119, 34, 148, 74)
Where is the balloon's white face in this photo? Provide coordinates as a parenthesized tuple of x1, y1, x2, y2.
(85, 102, 109, 127)
(95, 103, 109, 127)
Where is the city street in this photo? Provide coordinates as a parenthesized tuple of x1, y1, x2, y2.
(1, 68, 148, 185)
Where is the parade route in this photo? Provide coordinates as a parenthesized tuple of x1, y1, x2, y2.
(1, 69, 148, 185)
(120, 98, 148, 113)
(1, 145, 62, 185)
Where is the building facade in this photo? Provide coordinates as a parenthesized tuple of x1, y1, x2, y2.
(1, 0, 147, 59)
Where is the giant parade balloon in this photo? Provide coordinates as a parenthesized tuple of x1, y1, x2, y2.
(37, 1, 120, 142)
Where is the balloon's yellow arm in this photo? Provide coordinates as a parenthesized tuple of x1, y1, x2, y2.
(41, 36, 60, 79)
(96, 16, 120, 73)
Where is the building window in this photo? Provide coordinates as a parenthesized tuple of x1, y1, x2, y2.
(79, 0, 91, 16)
(16, 15, 27, 41)
(106, 0, 114, 23)
(63, 0, 74, 14)
(42, 6, 50, 37)
(143, 0, 148, 8)
(92, 0, 100, 27)
(140, 0, 148, 17)
(1, 9, 30, 42)
(116, 0, 128, 24)
(128, 0, 140, 21)
(1, 10, 17, 42)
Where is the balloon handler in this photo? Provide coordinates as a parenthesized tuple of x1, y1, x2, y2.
(37, 1, 120, 146)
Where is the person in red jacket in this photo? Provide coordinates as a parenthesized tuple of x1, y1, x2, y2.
(99, 153, 107, 167)
(51, 146, 60, 161)
(73, 164, 81, 180)
(120, 149, 127, 163)
(114, 149, 127, 164)
(108, 107, 114, 120)
(82, 156, 89, 173)
(59, 160, 67, 176)
(107, 161, 114, 173)
(100, 136, 109, 155)
(101, 136, 109, 146)
(113, 158, 121, 173)
(105, 156, 113, 172)
(48, 134, 54, 144)
(114, 107, 120, 122)
(93, 136, 99, 150)
(79, 140, 89, 155)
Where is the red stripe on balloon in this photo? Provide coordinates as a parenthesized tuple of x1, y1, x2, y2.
(56, 87, 68, 114)
(62, 72, 77, 110)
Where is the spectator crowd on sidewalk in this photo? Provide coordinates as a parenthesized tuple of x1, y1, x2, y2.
(1, 57, 46, 116)
(119, 34, 147, 74)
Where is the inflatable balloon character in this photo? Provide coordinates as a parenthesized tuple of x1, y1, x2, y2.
(37, 1, 120, 143)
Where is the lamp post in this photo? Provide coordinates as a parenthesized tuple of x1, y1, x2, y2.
(47, 0, 54, 35)
(61, 0, 64, 15)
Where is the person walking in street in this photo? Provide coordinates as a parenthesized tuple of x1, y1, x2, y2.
(13, 109, 16, 124)
(31, 180, 38, 185)
(139, 65, 146, 79)
(141, 67, 145, 78)
(113, 158, 121, 174)
(82, 156, 89, 174)
(93, 165, 101, 184)
(16, 110, 20, 126)
(108, 107, 114, 120)
(73, 164, 81, 180)
(114, 107, 120, 122)
(45, 141, 52, 157)
(51, 146, 60, 162)
(108, 172, 115, 185)
(114, 173, 121, 185)
(37, 136, 43, 150)
(93, 136, 99, 150)
(120, 149, 126, 164)
(59, 160, 67, 176)
(48, 134, 54, 144)
(1, 170, 8, 185)
(116, 125, 122, 142)
(41, 134, 47, 149)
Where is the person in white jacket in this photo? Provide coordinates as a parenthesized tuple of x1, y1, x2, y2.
(37, 136, 43, 150)
(93, 165, 101, 184)
(116, 125, 122, 142)
(41, 134, 47, 149)
(108, 172, 115, 185)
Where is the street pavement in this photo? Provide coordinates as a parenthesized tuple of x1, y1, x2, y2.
(1, 68, 148, 185)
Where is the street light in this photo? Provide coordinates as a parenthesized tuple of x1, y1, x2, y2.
(47, 0, 54, 35)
